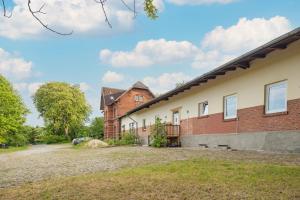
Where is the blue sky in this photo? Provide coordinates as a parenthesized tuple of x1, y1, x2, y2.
(0, 0, 299, 126)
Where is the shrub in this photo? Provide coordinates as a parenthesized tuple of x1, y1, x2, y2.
(37, 134, 68, 144)
(150, 117, 167, 148)
(104, 132, 138, 146)
(8, 133, 29, 147)
(119, 132, 137, 145)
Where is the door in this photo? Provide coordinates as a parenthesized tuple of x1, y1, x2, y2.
(173, 111, 180, 125)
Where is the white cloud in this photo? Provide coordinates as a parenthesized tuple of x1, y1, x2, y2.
(167, 0, 236, 6)
(99, 16, 291, 72)
(192, 16, 292, 70)
(0, 0, 139, 39)
(143, 72, 191, 94)
(0, 48, 33, 79)
(79, 82, 90, 92)
(201, 16, 291, 53)
(14, 82, 43, 95)
(100, 39, 199, 67)
(102, 71, 124, 83)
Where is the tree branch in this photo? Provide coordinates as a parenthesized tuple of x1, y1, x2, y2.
(27, 0, 73, 36)
(120, 0, 137, 18)
(1, 0, 12, 18)
(94, 0, 112, 28)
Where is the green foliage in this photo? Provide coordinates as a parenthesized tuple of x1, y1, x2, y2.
(89, 117, 104, 139)
(150, 117, 167, 147)
(119, 132, 138, 145)
(37, 134, 68, 144)
(104, 132, 137, 146)
(33, 82, 91, 139)
(0, 75, 28, 144)
(144, 0, 158, 19)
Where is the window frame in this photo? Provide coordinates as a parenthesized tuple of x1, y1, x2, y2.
(265, 80, 288, 114)
(198, 101, 208, 117)
(224, 94, 238, 120)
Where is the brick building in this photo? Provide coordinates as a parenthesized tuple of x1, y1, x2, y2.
(100, 81, 154, 139)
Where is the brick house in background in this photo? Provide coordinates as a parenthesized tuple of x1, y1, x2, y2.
(100, 81, 155, 139)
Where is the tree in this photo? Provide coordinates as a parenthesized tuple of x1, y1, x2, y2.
(0, 75, 28, 144)
(33, 82, 91, 138)
(89, 117, 104, 139)
(1, 0, 158, 35)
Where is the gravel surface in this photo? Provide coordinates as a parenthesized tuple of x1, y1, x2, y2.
(1, 144, 299, 188)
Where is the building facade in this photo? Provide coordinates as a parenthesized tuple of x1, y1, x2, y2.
(100, 82, 154, 139)
(119, 28, 300, 152)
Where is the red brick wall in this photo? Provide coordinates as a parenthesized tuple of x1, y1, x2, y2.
(179, 98, 300, 135)
(117, 89, 154, 118)
(104, 88, 154, 139)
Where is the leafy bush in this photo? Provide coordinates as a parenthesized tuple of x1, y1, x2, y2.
(8, 133, 29, 147)
(150, 118, 167, 148)
(104, 132, 138, 146)
(119, 132, 137, 145)
(37, 134, 68, 144)
(105, 139, 117, 146)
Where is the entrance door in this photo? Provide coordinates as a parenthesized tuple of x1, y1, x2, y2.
(173, 111, 180, 125)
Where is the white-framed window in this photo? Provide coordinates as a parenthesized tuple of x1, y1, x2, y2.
(129, 122, 135, 133)
(265, 80, 287, 114)
(134, 95, 144, 102)
(198, 101, 208, 116)
(142, 119, 146, 130)
(224, 94, 237, 119)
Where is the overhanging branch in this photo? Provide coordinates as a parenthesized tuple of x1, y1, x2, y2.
(1, 0, 12, 18)
(27, 0, 73, 36)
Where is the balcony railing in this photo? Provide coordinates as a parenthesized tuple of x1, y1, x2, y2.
(165, 124, 180, 137)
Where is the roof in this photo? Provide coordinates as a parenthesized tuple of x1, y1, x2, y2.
(100, 82, 154, 110)
(132, 81, 149, 90)
(100, 87, 125, 110)
(121, 27, 300, 117)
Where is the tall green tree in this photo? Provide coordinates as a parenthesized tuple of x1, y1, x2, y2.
(33, 82, 91, 138)
(0, 75, 28, 143)
(89, 117, 104, 139)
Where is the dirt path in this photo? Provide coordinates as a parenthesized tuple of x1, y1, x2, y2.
(1, 144, 299, 188)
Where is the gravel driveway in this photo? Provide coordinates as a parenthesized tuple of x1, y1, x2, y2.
(1, 144, 299, 188)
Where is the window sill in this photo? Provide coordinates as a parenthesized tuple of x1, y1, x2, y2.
(223, 117, 237, 122)
(263, 111, 288, 117)
(198, 115, 209, 119)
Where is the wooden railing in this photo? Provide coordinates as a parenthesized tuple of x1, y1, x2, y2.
(165, 124, 180, 137)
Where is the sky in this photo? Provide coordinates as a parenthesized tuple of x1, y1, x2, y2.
(0, 0, 300, 126)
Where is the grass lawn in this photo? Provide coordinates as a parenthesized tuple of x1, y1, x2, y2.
(0, 146, 28, 154)
(1, 158, 299, 200)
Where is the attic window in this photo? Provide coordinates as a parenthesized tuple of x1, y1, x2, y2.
(134, 95, 144, 102)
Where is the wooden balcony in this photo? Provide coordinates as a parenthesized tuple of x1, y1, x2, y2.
(165, 124, 180, 147)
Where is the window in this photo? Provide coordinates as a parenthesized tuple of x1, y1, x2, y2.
(265, 81, 287, 114)
(134, 95, 144, 102)
(199, 101, 208, 116)
(122, 125, 125, 133)
(142, 119, 146, 130)
(129, 122, 135, 133)
(224, 94, 237, 119)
